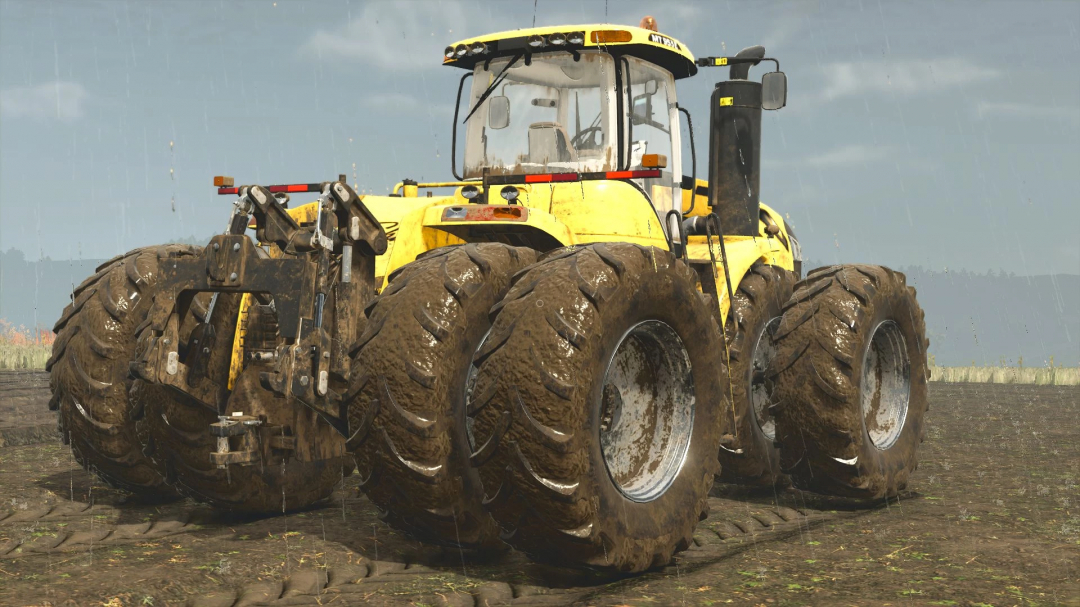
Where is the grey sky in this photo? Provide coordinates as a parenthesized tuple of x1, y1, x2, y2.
(1, 0, 1078, 275)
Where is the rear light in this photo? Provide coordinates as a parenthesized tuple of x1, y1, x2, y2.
(441, 205, 528, 222)
(213, 175, 234, 187)
(590, 30, 632, 43)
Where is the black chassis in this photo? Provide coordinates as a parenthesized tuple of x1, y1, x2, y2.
(133, 180, 387, 446)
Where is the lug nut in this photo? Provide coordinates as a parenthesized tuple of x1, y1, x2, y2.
(299, 376, 309, 386)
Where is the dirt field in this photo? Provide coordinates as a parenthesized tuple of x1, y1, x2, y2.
(1, 371, 1076, 606)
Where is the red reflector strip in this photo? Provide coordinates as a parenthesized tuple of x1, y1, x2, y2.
(487, 169, 662, 186)
(621, 169, 662, 179)
(217, 183, 324, 195)
(268, 184, 321, 193)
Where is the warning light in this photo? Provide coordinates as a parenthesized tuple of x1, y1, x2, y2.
(213, 176, 234, 187)
(641, 154, 668, 169)
(639, 16, 658, 32)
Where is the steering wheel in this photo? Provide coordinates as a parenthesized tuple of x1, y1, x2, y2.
(570, 126, 604, 151)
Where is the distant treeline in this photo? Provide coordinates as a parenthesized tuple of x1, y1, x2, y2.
(1, 248, 1076, 367)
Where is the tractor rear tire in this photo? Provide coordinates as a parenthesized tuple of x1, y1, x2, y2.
(716, 263, 796, 487)
(136, 293, 353, 513)
(771, 265, 929, 499)
(346, 243, 537, 550)
(47, 245, 204, 500)
(468, 244, 725, 572)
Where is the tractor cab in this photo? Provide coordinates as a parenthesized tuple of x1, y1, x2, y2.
(443, 24, 698, 216)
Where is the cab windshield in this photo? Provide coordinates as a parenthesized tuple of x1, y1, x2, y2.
(463, 52, 618, 177)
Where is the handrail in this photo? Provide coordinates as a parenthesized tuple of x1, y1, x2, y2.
(391, 181, 482, 196)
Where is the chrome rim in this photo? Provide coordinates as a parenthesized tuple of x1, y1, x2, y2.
(748, 317, 782, 441)
(600, 320, 695, 503)
(860, 320, 911, 450)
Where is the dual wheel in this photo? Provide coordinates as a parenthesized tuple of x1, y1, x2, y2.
(348, 243, 726, 570)
(348, 245, 929, 571)
(717, 262, 929, 498)
(48, 245, 350, 512)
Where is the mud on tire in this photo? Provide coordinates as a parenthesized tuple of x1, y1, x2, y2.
(47, 245, 206, 500)
(717, 263, 796, 486)
(771, 264, 929, 499)
(468, 244, 725, 572)
(136, 293, 352, 513)
(346, 243, 536, 550)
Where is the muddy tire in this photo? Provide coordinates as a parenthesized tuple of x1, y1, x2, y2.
(771, 265, 929, 499)
(136, 293, 353, 513)
(468, 244, 725, 572)
(47, 245, 204, 500)
(717, 263, 796, 486)
(346, 243, 537, 549)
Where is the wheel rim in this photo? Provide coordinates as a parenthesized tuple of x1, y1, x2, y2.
(860, 320, 911, 450)
(600, 320, 695, 503)
(748, 317, 782, 441)
(463, 327, 493, 451)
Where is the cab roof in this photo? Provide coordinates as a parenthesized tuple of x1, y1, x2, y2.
(442, 24, 698, 79)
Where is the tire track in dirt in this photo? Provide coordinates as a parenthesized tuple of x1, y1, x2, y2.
(180, 499, 883, 607)
(0, 500, 195, 558)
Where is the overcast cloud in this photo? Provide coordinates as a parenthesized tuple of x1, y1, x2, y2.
(1, 0, 1077, 277)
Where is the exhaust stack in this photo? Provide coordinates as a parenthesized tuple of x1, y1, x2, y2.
(707, 45, 766, 237)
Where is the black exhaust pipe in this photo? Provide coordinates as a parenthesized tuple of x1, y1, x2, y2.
(707, 46, 765, 237)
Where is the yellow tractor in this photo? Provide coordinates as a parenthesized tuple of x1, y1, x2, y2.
(47, 19, 928, 572)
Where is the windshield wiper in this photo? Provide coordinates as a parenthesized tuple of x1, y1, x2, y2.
(462, 51, 524, 124)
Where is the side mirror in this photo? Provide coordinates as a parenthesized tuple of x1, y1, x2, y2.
(488, 96, 510, 129)
(761, 71, 787, 111)
(645, 80, 658, 95)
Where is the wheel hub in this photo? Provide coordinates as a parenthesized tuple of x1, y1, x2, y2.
(600, 321, 695, 503)
(861, 320, 911, 450)
(749, 317, 782, 441)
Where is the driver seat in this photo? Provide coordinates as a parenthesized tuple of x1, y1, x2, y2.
(528, 122, 577, 165)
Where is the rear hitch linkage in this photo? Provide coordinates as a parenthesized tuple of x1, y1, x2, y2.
(132, 179, 387, 465)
